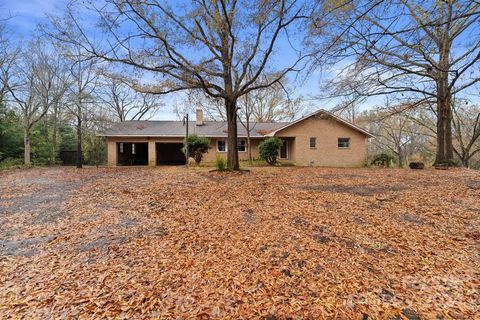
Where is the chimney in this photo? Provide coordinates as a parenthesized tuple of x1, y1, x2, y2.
(196, 109, 204, 126)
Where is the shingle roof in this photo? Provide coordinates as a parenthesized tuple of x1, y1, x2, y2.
(99, 109, 374, 138)
(100, 120, 288, 138)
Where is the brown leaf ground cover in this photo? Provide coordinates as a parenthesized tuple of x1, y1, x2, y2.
(0, 166, 479, 319)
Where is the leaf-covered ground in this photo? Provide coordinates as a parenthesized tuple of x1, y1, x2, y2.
(0, 166, 479, 319)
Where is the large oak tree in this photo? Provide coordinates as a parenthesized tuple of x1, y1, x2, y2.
(49, 0, 311, 170)
(316, 0, 480, 165)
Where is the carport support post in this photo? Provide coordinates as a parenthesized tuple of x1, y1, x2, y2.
(148, 140, 156, 166)
(184, 113, 189, 167)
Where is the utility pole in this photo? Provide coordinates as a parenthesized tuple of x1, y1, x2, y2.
(183, 113, 189, 167)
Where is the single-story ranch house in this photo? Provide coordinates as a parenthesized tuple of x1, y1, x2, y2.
(101, 109, 373, 167)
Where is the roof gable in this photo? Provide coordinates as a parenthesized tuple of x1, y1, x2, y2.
(266, 109, 374, 138)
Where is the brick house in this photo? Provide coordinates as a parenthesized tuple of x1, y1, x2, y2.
(101, 109, 373, 167)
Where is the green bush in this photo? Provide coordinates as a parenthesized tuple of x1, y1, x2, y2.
(259, 137, 282, 165)
(0, 102, 23, 161)
(0, 158, 26, 170)
(58, 124, 77, 152)
(30, 124, 52, 164)
(84, 136, 107, 166)
(371, 152, 395, 167)
(183, 134, 210, 165)
(214, 155, 227, 171)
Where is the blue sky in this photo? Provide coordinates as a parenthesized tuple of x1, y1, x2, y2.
(4, 0, 60, 37)
(4, 1, 479, 122)
(4, 0, 345, 120)
(0, 0, 378, 119)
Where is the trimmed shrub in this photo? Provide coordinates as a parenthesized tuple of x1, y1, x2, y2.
(215, 155, 227, 171)
(409, 162, 425, 169)
(183, 134, 210, 165)
(371, 152, 395, 167)
(259, 137, 282, 166)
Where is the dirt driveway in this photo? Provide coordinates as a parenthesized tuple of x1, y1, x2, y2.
(0, 166, 479, 319)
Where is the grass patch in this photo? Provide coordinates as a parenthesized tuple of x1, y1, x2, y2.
(0, 158, 28, 170)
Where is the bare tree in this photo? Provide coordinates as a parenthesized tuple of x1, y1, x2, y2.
(238, 91, 256, 162)
(0, 14, 13, 100)
(362, 107, 437, 166)
(452, 101, 480, 167)
(1, 45, 47, 165)
(1, 24, 70, 165)
(99, 77, 163, 122)
(185, 91, 227, 122)
(31, 40, 71, 164)
(367, 110, 414, 167)
(65, 44, 99, 169)
(237, 76, 302, 162)
(319, 0, 480, 166)
(242, 81, 301, 123)
(48, 0, 310, 170)
(399, 98, 480, 167)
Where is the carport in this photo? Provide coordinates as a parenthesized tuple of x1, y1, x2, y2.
(117, 142, 148, 166)
(156, 143, 186, 165)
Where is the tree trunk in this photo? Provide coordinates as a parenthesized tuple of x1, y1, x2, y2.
(397, 147, 404, 168)
(44, 115, 52, 165)
(76, 115, 83, 168)
(446, 104, 454, 163)
(51, 119, 58, 165)
(24, 127, 31, 165)
(462, 156, 469, 168)
(226, 98, 239, 170)
(435, 35, 454, 166)
(51, 102, 59, 165)
(246, 115, 252, 163)
(435, 96, 454, 166)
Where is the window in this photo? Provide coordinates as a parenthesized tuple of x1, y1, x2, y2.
(119, 143, 124, 154)
(237, 139, 247, 152)
(132, 143, 136, 154)
(279, 139, 288, 159)
(338, 138, 350, 148)
(309, 137, 316, 149)
(217, 139, 226, 152)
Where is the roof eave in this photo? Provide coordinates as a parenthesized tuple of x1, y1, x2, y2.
(98, 134, 267, 138)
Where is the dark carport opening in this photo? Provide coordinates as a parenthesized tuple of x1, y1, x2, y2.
(117, 142, 148, 166)
(156, 143, 186, 165)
